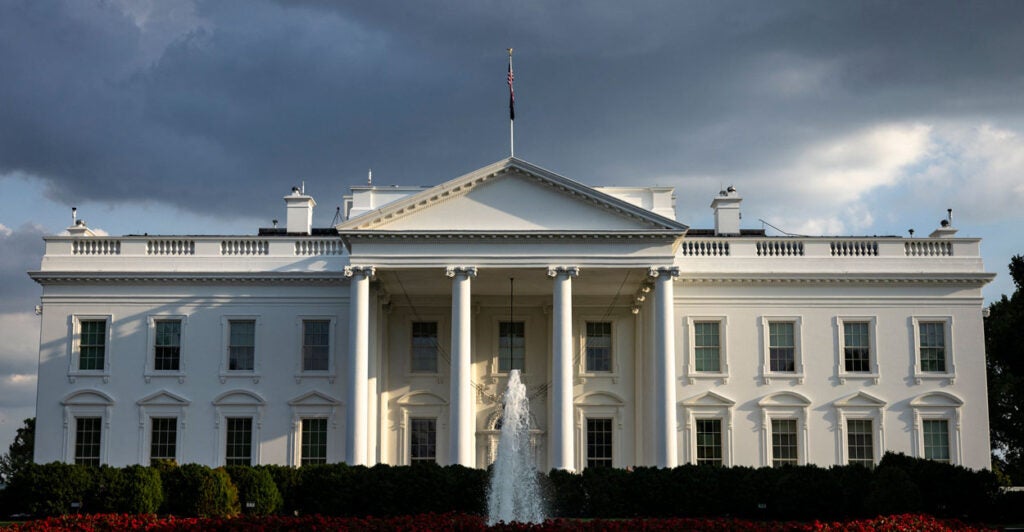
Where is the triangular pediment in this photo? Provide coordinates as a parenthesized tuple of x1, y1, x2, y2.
(137, 390, 191, 406)
(680, 391, 736, 407)
(833, 391, 885, 408)
(288, 390, 341, 406)
(338, 158, 688, 233)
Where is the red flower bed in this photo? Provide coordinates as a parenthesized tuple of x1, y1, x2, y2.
(0, 513, 995, 531)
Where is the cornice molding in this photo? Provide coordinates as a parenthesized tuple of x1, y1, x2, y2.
(339, 230, 684, 240)
(676, 272, 996, 286)
(28, 271, 350, 286)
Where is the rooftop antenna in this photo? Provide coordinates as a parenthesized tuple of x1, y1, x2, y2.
(71, 207, 77, 225)
(301, 181, 305, 194)
(909, 228, 915, 237)
(368, 168, 373, 186)
(758, 218, 804, 237)
(332, 206, 342, 225)
(947, 208, 953, 225)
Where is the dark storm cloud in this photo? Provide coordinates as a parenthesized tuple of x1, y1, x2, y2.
(0, 223, 45, 315)
(1, 0, 1023, 216)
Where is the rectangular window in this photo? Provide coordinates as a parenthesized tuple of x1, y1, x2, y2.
(411, 322, 439, 373)
(300, 418, 327, 466)
(585, 322, 612, 372)
(302, 320, 330, 371)
(78, 320, 106, 371)
(694, 321, 721, 372)
(229, 320, 256, 371)
(768, 322, 796, 372)
(225, 417, 253, 466)
(695, 418, 723, 466)
(586, 418, 613, 468)
(923, 419, 951, 463)
(919, 322, 947, 372)
(154, 320, 182, 371)
(75, 417, 102, 466)
(498, 321, 525, 372)
(150, 417, 178, 464)
(847, 419, 874, 468)
(843, 322, 871, 372)
(771, 418, 798, 467)
(409, 418, 436, 463)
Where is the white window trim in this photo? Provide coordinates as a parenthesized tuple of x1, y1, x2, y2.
(481, 408, 545, 469)
(835, 316, 880, 384)
(395, 391, 448, 466)
(680, 391, 735, 466)
(136, 390, 190, 465)
(685, 316, 729, 384)
(910, 391, 963, 466)
(833, 392, 886, 467)
(760, 316, 804, 384)
(295, 316, 338, 383)
(220, 315, 262, 384)
(67, 314, 113, 383)
(911, 316, 956, 384)
(144, 314, 188, 383)
(758, 391, 811, 467)
(573, 391, 625, 470)
(489, 316, 534, 377)
(576, 316, 621, 382)
(287, 391, 342, 467)
(61, 389, 115, 465)
(405, 315, 447, 379)
(213, 390, 265, 467)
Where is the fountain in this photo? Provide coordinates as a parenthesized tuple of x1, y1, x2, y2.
(486, 369, 545, 525)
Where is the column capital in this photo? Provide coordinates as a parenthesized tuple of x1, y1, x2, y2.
(344, 265, 376, 278)
(546, 266, 580, 278)
(647, 266, 680, 279)
(445, 266, 478, 278)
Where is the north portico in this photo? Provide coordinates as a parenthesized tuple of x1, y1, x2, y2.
(336, 157, 688, 470)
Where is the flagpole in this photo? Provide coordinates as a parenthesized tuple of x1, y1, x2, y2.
(508, 48, 515, 158)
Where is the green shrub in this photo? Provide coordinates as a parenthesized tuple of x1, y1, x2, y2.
(86, 466, 126, 513)
(159, 463, 239, 517)
(7, 462, 92, 516)
(225, 466, 282, 515)
(119, 465, 163, 514)
(256, 465, 302, 515)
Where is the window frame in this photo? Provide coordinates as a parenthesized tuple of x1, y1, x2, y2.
(573, 392, 625, 471)
(213, 390, 265, 467)
(835, 317, 879, 384)
(910, 391, 963, 466)
(295, 316, 338, 382)
(685, 316, 729, 383)
(760, 316, 804, 384)
(911, 316, 955, 384)
(582, 321, 613, 374)
(299, 417, 329, 466)
(584, 417, 614, 469)
(681, 391, 735, 467)
(497, 320, 526, 373)
(144, 314, 188, 383)
(136, 389, 190, 465)
(148, 416, 179, 465)
(409, 417, 438, 464)
(287, 390, 341, 467)
(922, 419, 952, 464)
(224, 417, 254, 467)
(410, 320, 441, 375)
(61, 389, 114, 465)
(68, 315, 113, 383)
(74, 416, 103, 466)
(758, 391, 811, 467)
(833, 391, 885, 468)
(396, 391, 448, 466)
(220, 316, 262, 383)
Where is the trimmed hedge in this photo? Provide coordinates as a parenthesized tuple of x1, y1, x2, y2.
(0, 453, 1011, 521)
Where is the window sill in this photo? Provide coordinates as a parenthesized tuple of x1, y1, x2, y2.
(838, 372, 880, 385)
(219, 372, 262, 384)
(68, 371, 110, 384)
(576, 373, 619, 385)
(294, 372, 336, 384)
(144, 372, 186, 384)
(761, 373, 804, 385)
(686, 372, 729, 384)
(913, 372, 955, 385)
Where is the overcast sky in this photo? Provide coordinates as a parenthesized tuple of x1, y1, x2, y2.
(1, 0, 1022, 450)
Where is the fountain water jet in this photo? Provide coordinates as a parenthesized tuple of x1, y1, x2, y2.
(486, 369, 545, 525)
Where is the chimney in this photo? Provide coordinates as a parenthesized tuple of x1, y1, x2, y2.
(928, 208, 958, 238)
(284, 186, 316, 235)
(711, 186, 742, 236)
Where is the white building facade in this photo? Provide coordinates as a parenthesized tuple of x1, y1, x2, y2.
(30, 158, 994, 471)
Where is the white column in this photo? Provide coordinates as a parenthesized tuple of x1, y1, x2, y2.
(446, 266, 477, 467)
(548, 266, 579, 471)
(344, 265, 375, 465)
(650, 266, 679, 468)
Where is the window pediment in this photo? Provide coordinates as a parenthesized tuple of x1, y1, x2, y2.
(910, 391, 963, 408)
(213, 389, 265, 406)
(758, 391, 811, 407)
(833, 391, 885, 408)
(137, 390, 190, 406)
(62, 389, 115, 406)
(288, 390, 342, 406)
(680, 391, 735, 407)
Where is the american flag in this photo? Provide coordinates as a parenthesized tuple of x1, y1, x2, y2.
(507, 60, 515, 121)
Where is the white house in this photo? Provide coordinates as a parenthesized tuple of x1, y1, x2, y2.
(29, 157, 994, 471)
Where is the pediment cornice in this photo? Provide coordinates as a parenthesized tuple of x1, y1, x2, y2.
(676, 272, 995, 286)
(337, 157, 688, 232)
